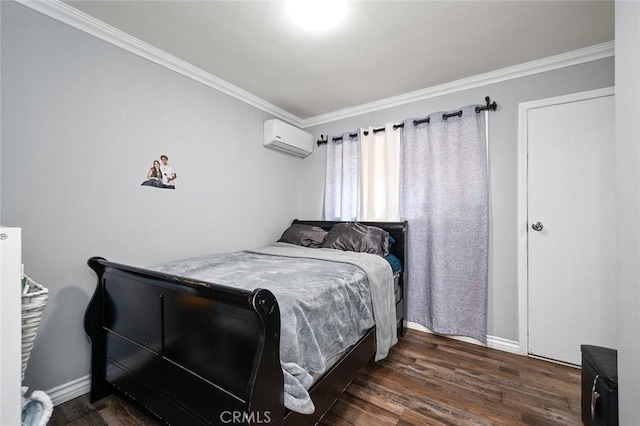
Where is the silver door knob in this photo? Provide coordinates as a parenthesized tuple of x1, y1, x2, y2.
(531, 222, 544, 231)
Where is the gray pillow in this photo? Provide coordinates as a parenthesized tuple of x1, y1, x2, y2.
(277, 224, 327, 248)
(321, 223, 390, 257)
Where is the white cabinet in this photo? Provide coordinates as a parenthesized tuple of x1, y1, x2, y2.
(1, 227, 22, 425)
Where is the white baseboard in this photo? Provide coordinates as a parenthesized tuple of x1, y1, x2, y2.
(405, 321, 521, 355)
(46, 374, 90, 406)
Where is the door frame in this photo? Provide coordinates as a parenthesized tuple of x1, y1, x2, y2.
(516, 86, 615, 356)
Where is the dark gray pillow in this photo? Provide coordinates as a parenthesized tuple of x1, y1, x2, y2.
(277, 224, 327, 248)
(321, 223, 390, 257)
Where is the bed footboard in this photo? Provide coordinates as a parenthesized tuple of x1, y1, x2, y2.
(84, 257, 284, 425)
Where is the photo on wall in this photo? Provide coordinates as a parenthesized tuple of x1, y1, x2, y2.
(141, 155, 178, 189)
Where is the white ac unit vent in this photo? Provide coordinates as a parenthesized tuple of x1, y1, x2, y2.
(263, 119, 313, 158)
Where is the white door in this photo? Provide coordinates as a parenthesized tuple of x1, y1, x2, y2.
(520, 88, 617, 365)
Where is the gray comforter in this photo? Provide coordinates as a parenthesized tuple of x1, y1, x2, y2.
(149, 243, 397, 415)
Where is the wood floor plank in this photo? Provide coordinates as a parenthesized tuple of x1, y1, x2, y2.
(342, 375, 408, 416)
(49, 330, 581, 425)
(318, 392, 399, 425)
(397, 408, 463, 426)
(371, 352, 524, 422)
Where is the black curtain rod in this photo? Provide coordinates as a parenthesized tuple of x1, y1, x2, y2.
(317, 96, 498, 145)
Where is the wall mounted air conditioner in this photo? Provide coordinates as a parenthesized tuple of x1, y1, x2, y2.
(263, 119, 313, 158)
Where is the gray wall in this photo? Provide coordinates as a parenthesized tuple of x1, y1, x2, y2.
(615, 1, 640, 422)
(296, 57, 615, 341)
(1, 2, 305, 391)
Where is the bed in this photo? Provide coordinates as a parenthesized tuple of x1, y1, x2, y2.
(83, 219, 407, 425)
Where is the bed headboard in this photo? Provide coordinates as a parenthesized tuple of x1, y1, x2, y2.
(291, 219, 408, 271)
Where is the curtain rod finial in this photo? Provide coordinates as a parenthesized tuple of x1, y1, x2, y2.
(317, 134, 328, 146)
(483, 96, 498, 111)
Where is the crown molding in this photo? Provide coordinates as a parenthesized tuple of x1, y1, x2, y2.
(15, 0, 303, 126)
(15, 1, 613, 130)
(300, 41, 615, 128)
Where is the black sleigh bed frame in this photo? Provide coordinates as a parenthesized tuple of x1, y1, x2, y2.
(83, 220, 407, 425)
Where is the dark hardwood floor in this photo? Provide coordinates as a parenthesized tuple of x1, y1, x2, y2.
(48, 330, 581, 425)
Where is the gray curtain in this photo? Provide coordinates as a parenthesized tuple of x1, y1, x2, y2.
(323, 133, 360, 221)
(400, 105, 489, 342)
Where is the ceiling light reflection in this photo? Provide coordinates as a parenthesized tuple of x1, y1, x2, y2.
(286, 0, 348, 32)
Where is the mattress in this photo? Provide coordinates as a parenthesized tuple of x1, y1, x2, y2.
(149, 243, 397, 414)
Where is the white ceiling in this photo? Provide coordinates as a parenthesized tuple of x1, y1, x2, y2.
(63, 1, 614, 120)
